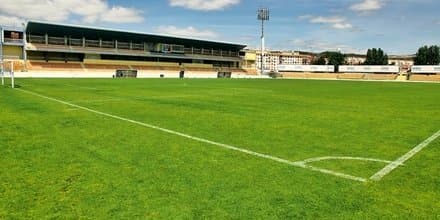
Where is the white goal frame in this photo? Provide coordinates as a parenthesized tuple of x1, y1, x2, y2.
(1, 61, 14, 88)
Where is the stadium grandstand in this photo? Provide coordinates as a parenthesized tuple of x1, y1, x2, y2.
(1, 21, 251, 78)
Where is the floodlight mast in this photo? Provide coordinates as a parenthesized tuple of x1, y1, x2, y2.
(258, 8, 269, 75)
(0, 26, 4, 86)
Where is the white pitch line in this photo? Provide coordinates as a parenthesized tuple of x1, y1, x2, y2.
(17, 88, 368, 182)
(72, 98, 124, 103)
(64, 108, 80, 112)
(370, 129, 440, 181)
(296, 163, 368, 182)
(301, 156, 394, 164)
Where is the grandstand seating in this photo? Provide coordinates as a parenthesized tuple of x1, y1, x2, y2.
(84, 59, 177, 66)
(28, 61, 84, 71)
(83, 59, 182, 71)
(15, 61, 26, 72)
(337, 73, 365, 80)
(409, 74, 440, 82)
(16, 61, 440, 81)
(227, 68, 247, 74)
(132, 66, 182, 71)
(306, 73, 338, 79)
(243, 69, 259, 75)
(0, 60, 26, 72)
(281, 72, 338, 80)
(17, 57, 253, 78)
(10, 61, 26, 72)
(281, 72, 307, 79)
(84, 64, 130, 70)
(181, 63, 217, 72)
(184, 67, 218, 72)
(365, 74, 398, 80)
(182, 63, 213, 68)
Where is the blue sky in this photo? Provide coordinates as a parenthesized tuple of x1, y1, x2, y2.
(1, 0, 439, 54)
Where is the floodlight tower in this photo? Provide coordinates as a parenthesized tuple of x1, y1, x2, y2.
(0, 26, 4, 86)
(257, 8, 269, 75)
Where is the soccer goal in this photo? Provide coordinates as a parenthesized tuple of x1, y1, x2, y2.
(0, 61, 15, 88)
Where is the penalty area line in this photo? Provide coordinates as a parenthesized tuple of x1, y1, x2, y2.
(370, 129, 440, 181)
(17, 88, 367, 182)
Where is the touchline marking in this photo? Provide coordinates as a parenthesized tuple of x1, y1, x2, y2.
(17, 88, 369, 182)
(292, 162, 368, 182)
(370, 129, 440, 181)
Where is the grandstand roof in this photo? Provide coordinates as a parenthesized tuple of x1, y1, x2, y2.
(25, 21, 246, 51)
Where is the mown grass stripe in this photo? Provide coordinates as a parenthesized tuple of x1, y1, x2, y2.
(17, 88, 367, 182)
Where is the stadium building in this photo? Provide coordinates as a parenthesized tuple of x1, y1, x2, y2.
(1, 21, 249, 78)
(241, 49, 314, 72)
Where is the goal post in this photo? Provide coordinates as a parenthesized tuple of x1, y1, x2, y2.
(1, 61, 4, 86)
(1, 61, 15, 88)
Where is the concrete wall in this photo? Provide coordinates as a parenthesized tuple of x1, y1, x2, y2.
(281, 72, 400, 81)
(410, 74, 440, 82)
(281, 72, 338, 79)
(15, 71, 114, 78)
(339, 65, 399, 73)
(138, 70, 180, 78)
(15, 70, 183, 78)
(14, 70, 275, 79)
(184, 71, 217, 78)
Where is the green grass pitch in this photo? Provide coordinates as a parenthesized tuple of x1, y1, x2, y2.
(1, 78, 439, 219)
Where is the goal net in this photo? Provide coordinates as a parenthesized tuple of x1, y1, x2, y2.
(1, 61, 15, 88)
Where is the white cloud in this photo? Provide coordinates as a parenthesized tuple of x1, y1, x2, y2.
(0, 15, 24, 27)
(0, 0, 144, 25)
(101, 6, 144, 23)
(350, 0, 385, 12)
(300, 15, 353, 30)
(169, 0, 240, 11)
(332, 23, 353, 29)
(155, 25, 219, 39)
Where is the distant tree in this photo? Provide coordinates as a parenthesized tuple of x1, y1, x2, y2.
(414, 45, 440, 65)
(364, 48, 388, 65)
(326, 51, 345, 72)
(312, 56, 326, 65)
(429, 46, 440, 65)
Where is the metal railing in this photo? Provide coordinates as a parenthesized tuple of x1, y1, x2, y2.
(2, 55, 21, 59)
(85, 39, 99, 47)
(48, 36, 65, 45)
(25, 35, 240, 57)
(117, 42, 130, 50)
(193, 48, 202, 54)
(202, 49, 212, 56)
(213, 50, 221, 56)
(29, 35, 45, 44)
(184, 48, 193, 54)
(101, 41, 115, 48)
(4, 38, 24, 44)
(69, 38, 83, 46)
(131, 43, 144, 51)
